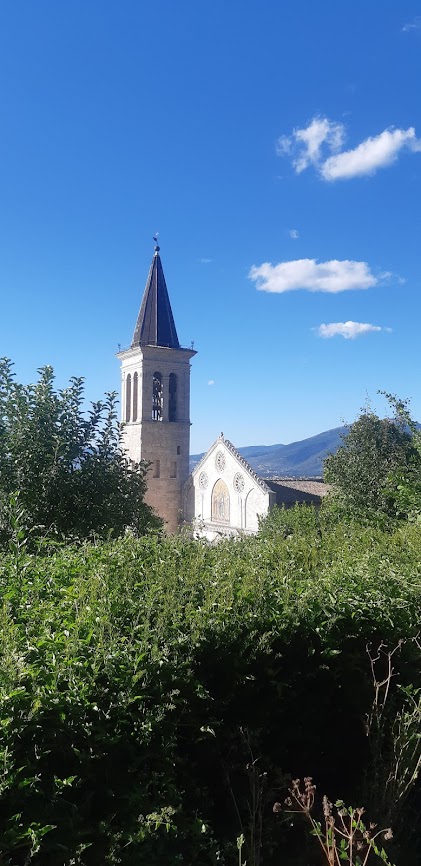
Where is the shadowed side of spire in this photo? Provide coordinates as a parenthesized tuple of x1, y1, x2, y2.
(132, 246, 180, 349)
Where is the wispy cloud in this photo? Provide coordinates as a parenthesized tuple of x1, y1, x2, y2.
(289, 229, 300, 239)
(315, 321, 392, 340)
(277, 116, 421, 181)
(200, 258, 213, 264)
(249, 259, 378, 294)
(208, 379, 215, 386)
(277, 116, 344, 173)
(402, 16, 421, 32)
(378, 270, 406, 285)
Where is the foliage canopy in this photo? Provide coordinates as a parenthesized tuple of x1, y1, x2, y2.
(324, 397, 419, 521)
(0, 507, 420, 864)
(1, 368, 420, 863)
(0, 359, 160, 542)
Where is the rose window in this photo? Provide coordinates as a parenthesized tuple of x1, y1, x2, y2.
(233, 473, 245, 493)
(215, 451, 226, 472)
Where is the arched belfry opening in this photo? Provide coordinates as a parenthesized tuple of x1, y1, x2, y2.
(169, 373, 177, 422)
(212, 479, 230, 523)
(152, 372, 163, 421)
(125, 374, 131, 422)
(132, 372, 138, 422)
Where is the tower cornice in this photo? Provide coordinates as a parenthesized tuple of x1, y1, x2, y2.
(117, 344, 196, 362)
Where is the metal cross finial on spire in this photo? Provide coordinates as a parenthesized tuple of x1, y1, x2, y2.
(153, 232, 160, 252)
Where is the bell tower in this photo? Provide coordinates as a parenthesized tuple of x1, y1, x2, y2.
(117, 243, 196, 533)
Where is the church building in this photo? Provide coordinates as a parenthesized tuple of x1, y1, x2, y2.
(118, 246, 328, 536)
(183, 434, 276, 538)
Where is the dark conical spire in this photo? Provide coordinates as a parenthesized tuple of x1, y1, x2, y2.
(132, 245, 180, 349)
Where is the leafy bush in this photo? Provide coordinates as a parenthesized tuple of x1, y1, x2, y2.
(324, 409, 415, 523)
(0, 359, 160, 543)
(0, 508, 420, 864)
(324, 394, 421, 525)
(383, 396, 421, 522)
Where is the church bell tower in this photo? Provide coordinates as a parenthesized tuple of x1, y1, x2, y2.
(117, 243, 196, 533)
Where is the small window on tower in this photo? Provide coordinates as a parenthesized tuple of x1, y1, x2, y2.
(170, 461, 177, 478)
(153, 460, 160, 478)
(177, 445, 181, 455)
(152, 372, 163, 421)
(132, 372, 138, 422)
(169, 373, 177, 422)
(125, 374, 131, 422)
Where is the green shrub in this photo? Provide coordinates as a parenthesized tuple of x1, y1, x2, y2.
(0, 359, 160, 543)
(0, 510, 420, 863)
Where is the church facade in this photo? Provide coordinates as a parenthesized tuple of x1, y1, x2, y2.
(118, 246, 328, 535)
(183, 434, 276, 539)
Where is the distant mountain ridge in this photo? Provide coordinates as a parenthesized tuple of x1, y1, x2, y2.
(190, 426, 348, 478)
(191, 421, 421, 478)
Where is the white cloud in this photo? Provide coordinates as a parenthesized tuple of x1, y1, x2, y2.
(208, 379, 215, 386)
(402, 16, 421, 32)
(200, 258, 213, 264)
(316, 321, 391, 340)
(289, 229, 300, 239)
(322, 127, 421, 180)
(277, 116, 344, 173)
(277, 116, 421, 180)
(249, 258, 377, 294)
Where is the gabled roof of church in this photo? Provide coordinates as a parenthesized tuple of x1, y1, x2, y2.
(132, 245, 180, 349)
(192, 434, 272, 493)
(191, 435, 330, 504)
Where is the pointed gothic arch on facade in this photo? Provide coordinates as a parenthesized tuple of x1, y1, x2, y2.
(212, 478, 230, 523)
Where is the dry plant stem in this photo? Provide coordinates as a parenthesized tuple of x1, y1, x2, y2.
(366, 637, 421, 826)
(226, 729, 267, 866)
(280, 778, 394, 866)
(287, 780, 334, 864)
(366, 640, 403, 732)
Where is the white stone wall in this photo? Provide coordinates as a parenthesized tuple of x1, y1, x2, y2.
(185, 438, 272, 539)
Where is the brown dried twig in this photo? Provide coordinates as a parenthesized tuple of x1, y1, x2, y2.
(274, 777, 394, 866)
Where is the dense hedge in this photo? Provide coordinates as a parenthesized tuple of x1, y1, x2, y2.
(0, 506, 420, 864)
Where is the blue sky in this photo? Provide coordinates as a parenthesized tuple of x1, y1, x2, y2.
(1, 1, 420, 453)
